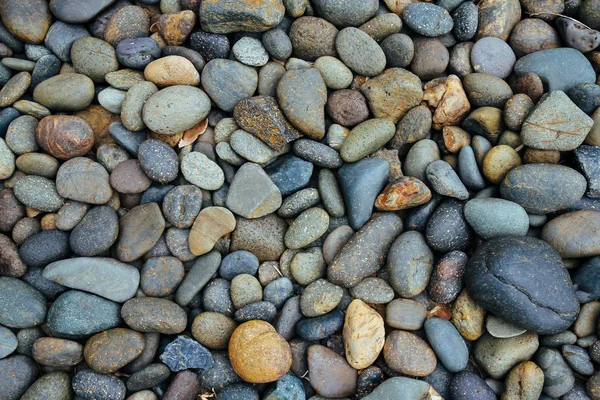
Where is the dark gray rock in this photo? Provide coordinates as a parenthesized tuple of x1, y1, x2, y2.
(296, 309, 344, 341)
(138, 139, 178, 184)
(572, 256, 600, 299)
(19, 230, 70, 268)
(452, 1, 478, 41)
(458, 145, 485, 190)
(562, 344, 594, 376)
(175, 251, 221, 307)
(189, 31, 230, 61)
(108, 122, 147, 155)
(450, 372, 496, 400)
(44, 21, 89, 62)
(72, 369, 126, 400)
(202, 278, 234, 317)
(234, 301, 278, 323)
(265, 154, 313, 196)
(22, 266, 66, 301)
(201, 59, 257, 112)
(466, 236, 579, 335)
(160, 336, 214, 372)
(220, 383, 259, 400)
(162, 185, 202, 229)
(0, 277, 46, 328)
(293, 138, 342, 168)
(0, 355, 39, 400)
(404, 3, 454, 37)
(31, 54, 61, 89)
(264, 277, 294, 309)
(425, 160, 469, 200)
(262, 28, 292, 61)
(387, 231, 434, 298)
(69, 206, 118, 256)
(569, 82, 600, 114)
(574, 145, 600, 199)
(264, 373, 305, 400)
(116, 37, 161, 69)
(49, 0, 116, 23)
(311, 0, 378, 27)
(425, 199, 472, 252)
(219, 250, 259, 280)
(126, 363, 171, 392)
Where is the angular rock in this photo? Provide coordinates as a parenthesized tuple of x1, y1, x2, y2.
(226, 163, 282, 218)
(199, 0, 285, 34)
(160, 336, 214, 372)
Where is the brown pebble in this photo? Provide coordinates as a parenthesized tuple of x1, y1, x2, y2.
(35, 115, 94, 160)
(375, 176, 431, 211)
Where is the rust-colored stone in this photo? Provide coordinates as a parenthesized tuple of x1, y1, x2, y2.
(104, 6, 150, 47)
(423, 75, 471, 130)
(0, 0, 51, 44)
(451, 289, 486, 341)
(84, 328, 145, 373)
(33, 337, 83, 367)
(75, 105, 118, 145)
(155, 10, 196, 46)
(375, 177, 431, 211)
(36, 115, 95, 160)
(443, 126, 471, 153)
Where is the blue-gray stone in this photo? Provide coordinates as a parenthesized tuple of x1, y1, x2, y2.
(116, 38, 161, 69)
(450, 372, 496, 400)
(405, 194, 443, 232)
(452, 1, 478, 41)
(338, 157, 389, 230)
(424, 364, 453, 399)
(159, 336, 214, 372)
(264, 277, 294, 309)
(219, 250, 259, 280)
(0, 355, 39, 400)
(265, 154, 313, 196)
(46, 290, 122, 339)
(425, 160, 469, 200)
(463, 198, 529, 239)
(514, 48, 596, 92)
(31, 55, 61, 89)
(458, 146, 485, 190)
(72, 370, 126, 400)
(69, 206, 119, 256)
(572, 256, 600, 299)
(219, 384, 259, 400)
(0, 108, 20, 138)
(196, 351, 242, 391)
(0, 277, 47, 328)
(0, 64, 12, 86)
(19, 230, 71, 268)
(404, 3, 454, 37)
(466, 236, 579, 335)
(22, 266, 66, 301)
(574, 145, 600, 199)
(568, 82, 600, 114)
(296, 309, 344, 341)
(562, 345, 594, 376)
(44, 21, 89, 62)
(535, 347, 575, 397)
(264, 373, 305, 400)
(175, 251, 221, 307)
(424, 317, 468, 373)
(109, 122, 147, 155)
(234, 301, 278, 323)
(363, 377, 430, 400)
(140, 185, 174, 205)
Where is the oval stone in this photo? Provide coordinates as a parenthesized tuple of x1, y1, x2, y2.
(32, 73, 94, 111)
(0, 277, 46, 328)
(466, 236, 579, 334)
(36, 115, 94, 160)
(121, 297, 187, 334)
(542, 210, 600, 258)
(116, 203, 165, 262)
(84, 328, 145, 373)
(56, 157, 113, 204)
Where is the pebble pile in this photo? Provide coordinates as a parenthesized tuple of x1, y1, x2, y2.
(0, 0, 600, 399)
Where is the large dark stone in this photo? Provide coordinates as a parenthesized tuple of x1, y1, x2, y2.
(465, 236, 579, 335)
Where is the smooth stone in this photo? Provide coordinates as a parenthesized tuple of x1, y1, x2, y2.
(72, 369, 126, 400)
(464, 198, 529, 239)
(322, 225, 354, 265)
(463, 73, 513, 109)
(452, 1, 478, 41)
(335, 27, 386, 77)
(32, 73, 94, 111)
(175, 250, 221, 307)
(278, 188, 320, 219)
(15, 153, 58, 178)
(509, 18, 560, 58)
(425, 317, 468, 372)
(380, 33, 414, 69)
(201, 278, 234, 317)
(140, 256, 184, 297)
(0, 189, 24, 233)
(503, 361, 544, 400)
(116, 203, 165, 262)
(308, 344, 357, 398)
(116, 38, 161, 70)
(199, 0, 284, 34)
(569, 82, 600, 115)
(410, 37, 449, 80)
(189, 30, 230, 62)
(49, 0, 116, 23)
(20, 266, 66, 301)
(159, 336, 214, 372)
(105, 69, 145, 90)
(264, 373, 304, 400)
(0, 355, 40, 400)
(226, 163, 282, 218)
(562, 344, 595, 376)
(235, 301, 278, 323)
(0, 72, 26, 108)
(98, 87, 125, 114)
(109, 122, 147, 155)
(232, 37, 269, 66)
(230, 214, 287, 262)
(0, 277, 46, 328)
(0, 233, 26, 278)
(20, 371, 71, 400)
(18, 229, 70, 268)
(30, 54, 62, 89)
(230, 274, 262, 309)
(284, 208, 329, 249)
(318, 169, 345, 218)
(55, 157, 113, 204)
(181, 152, 224, 191)
(383, 330, 437, 377)
(296, 309, 344, 341)
(160, 185, 202, 229)
(343, 299, 385, 369)
(466, 236, 580, 334)
(47, 290, 122, 339)
(349, 277, 394, 304)
(425, 160, 469, 200)
(0, 0, 51, 44)
(35, 115, 94, 160)
(110, 159, 151, 194)
(277, 68, 327, 139)
(121, 81, 158, 132)
(314, 56, 353, 89)
(341, 119, 395, 162)
(275, 296, 302, 340)
(71, 36, 118, 82)
(262, 28, 292, 61)
(474, 331, 540, 379)
(475, 0, 521, 41)
(338, 158, 390, 229)
(143, 86, 211, 135)
(0, 138, 15, 180)
(326, 89, 370, 128)
(387, 231, 433, 298)
(363, 377, 430, 400)
(43, 257, 138, 302)
(258, 62, 286, 97)
(144, 56, 200, 87)
(542, 210, 600, 258)
(500, 164, 587, 214)
(300, 279, 343, 317)
(264, 277, 294, 309)
(536, 347, 575, 397)
(126, 364, 171, 392)
(522, 91, 593, 151)
(573, 257, 600, 299)
(229, 129, 283, 164)
(137, 139, 178, 184)
(514, 48, 596, 92)
(470, 36, 515, 79)
(290, 247, 326, 285)
(265, 154, 313, 196)
(425, 199, 472, 252)
(44, 21, 89, 62)
(122, 297, 187, 334)
(103, 5, 149, 47)
(201, 59, 258, 112)
(192, 311, 237, 350)
(189, 207, 236, 256)
(449, 371, 496, 400)
(404, 3, 453, 37)
(328, 213, 402, 288)
(84, 328, 145, 373)
(386, 298, 427, 330)
(312, 0, 377, 27)
(403, 139, 440, 182)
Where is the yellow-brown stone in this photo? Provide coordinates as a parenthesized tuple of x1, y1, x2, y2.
(423, 75, 471, 130)
(502, 361, 544, 400)
(144, 55, 200, 87)
(189, 206, 236, 256)
(343, 299, 385, 369)
(84, 328, 145, 374)
(155, 10, 196, 46)
(451, 289, 486, 341)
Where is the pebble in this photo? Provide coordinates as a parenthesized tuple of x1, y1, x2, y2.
(335, 27, 386, 77)
(159, 336, 214, 372)
(425, 317, 469, 373)
(122, 297, 187, 334)
(0, 355, 40, 400)
(226, 162, 282, 218)
(410, 37, 449, 80)
(201, 59, 258, 112)
(463, 73, 513, 109)
(0, 72, 30, 109)
(328, 213, 402, 287)
(262, 29, 292, 61)
(192, 312, 237, 350)
(338, 158, 389, 229)
(387, 231, 434, 298)
(343, 299, 385, 369)
(230, 214, 287, 262)
(326, 89, 370, 128)
(466, 236, 579, 334)
(308, 344, 357, 398)
(503, 361, 544, 400)
(230, 129, 283, 164)
(32, 73, 94, 111)
(300, 279, 343, 317)
(44, 21, 89, 62)
(386, 298, 427, 330)
(265, 154, 313, 196)
(341, 119, 395, 162)
(175, 251, 221, 307)
(426, 160, 469, 200)
(43, 257, 138, 302)
(463, 198, 529, 239)
(232, 37, 269, 67)
(116, 203, 165, 262)
(542, 210, 600, 258)
(450, 371, 496, 400)
(349, 277, 394, 304)
(536, 347, 575, 397)
(20, 372, 71, 400)
(181, 151, 224, 191)
(404, 3, 453, 37)
(500, 164, 587, 214)
(144, 56, 200, 87)
(47, 290, 122, 339)
(364, 68, 423, 124)
(140, 256, 184, 297)
(471, 37, 516, 79)
(83, 328, 145, 373)
(558, 17, 600, 53)
(562, 344, 595, 376)
(284, 208, 329, 249)
(189, 206, 236, 255)
(55, 157, 113, 204)
(313, 56, 352, 90)
(199, 0, 284, 33)
(0, 277, 46, 329)
(383, 330, 437, 377)
(452, 1, 478, 41)
(425, 199, 472, 253)
(35, 115, 94, 160)
(569, 82, 600, 115)
(72, 369, 126, 400)
(116, 38, 161, 69)
(0, 138, 15, 180)
(143, 85, 211, 135)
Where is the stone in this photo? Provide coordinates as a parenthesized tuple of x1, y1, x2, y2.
(300, 279, 343, 317)
(143, 86, 211, 135)
(0, 234, 26, 277)
(0, 355, 40, 400)
(140, 257, 184, 297)
(474, 332, 540, 379)
(121, 83, 158, 133)
(335, 27, 386, 77)
(43, 257, 138, 303)
(277, 68, 327, 139)
(262, 29, 292, 61)
(359, 12, 402, 41)
(503, 361, 544, 400)
(122, 297, 187, 334)
(410, 37, 449, 80)
(471, 37, 516, 79)
(452, 1, 478, 41)
(0, 277, 46, 328)
(155, 10, 196, 46)
(234, 96, 301, 151)
(47, 291, 122, 339)
(341, 119, 395, 162)
(326, 89, 369, 128)
(386, 298, 427, 331)
(159, 336, 214, 372)
(230, 214, 287, 262)
(575, 145, 600, 199)
(137, 139, 178, 183)
(542, 210, 600, 258)
(0, 0, 51, 44)
(110, 159, 151, 194)
(0, 138, 14, 180)
(70, 37, 119, 82)
(56, 157, 113, 204)
(20, 372, 71, 400)
(466, 236, 579, 334)
(515, 48, 596, 92)
(35, 115, 93, 160)
(265, 154, 313, 196)
(500, 164, 587, 214)
(175, 251, 221, 307)
(521, 91, 593, 151)
(32, 73, 94, 112)
(426, 160, 469, 200)
(189, 207, 236, 256)
(463, 73, 513, 109)
(536, 347, 575, 397)
(116, 38, 161, 70)
(308, 344, 357, 398)
(44, 21, 89, 62)
(201, 59, 258, 112)
(386, 230, 433, 298)
(562, 344, 594, 376)
(363, 377, 430, 400)
(229, 321, 291, 383)
(226, 163, 282, 218)
(84, 328, 145, 373)
(232, 37, 269, 66)
(449, 371, 496, 400)
(403, 3, 453, 37)
(144, 56, 199, 87)
(14, 176, 64, 213)
(360, 68, 423, 124)
(199, 0, 284, 33)
(343, 299, 385, 369)
(103, 5, 149, 47)
(425, 199, 472, 253)
(384, 330, 437, 377)
(181, 152, 224, 190)
(116, 203, 165, 262)
(422, 74, 471, 130)
(0, 189, 24, 233)
(328, 213, 402, 288)
(72, 369, 126, 400)
(464, 198, 529, 239)
(284, 208, 329, 249)
(338, 158, 390, 229)
(192, 312, 237, 350)
(425, 317, 468, 373)
(558, 17, 600, 53)
(509, 19, 560, 59)
(475, 0, 521, 41)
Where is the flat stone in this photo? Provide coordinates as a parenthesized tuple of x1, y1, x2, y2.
(116, 203, 165, 262)
(201, 59, 258, 112)
(312, 0, 378, 27)
(464, 198, 529, 239)
(226, 163, 282, 218)
(466, 236, 579, 334)
(33, 73, 94, 112)
(425, 317, 469, 373)
(56, 157, 113, 204)
(384, 330, 437, 377)
(175, 251, 221, 307)
(328, 213, 402, 288)
(199, 0, 284, 34)
(230, 214, 287, 262)
(290, 17, 338, 61)
(284, 207, 329, 249)
(181, 152, 224, 190)
(43, 257, 139, 303)
(277, 68, 327, 139)
(0, 355, 40, 400)
(514, 48, 596, 92)
(341, 119, 396, 163)
(265, 154, 313, 196)
(521, 91, 593, 151)
(189, 207, 236, 256)
(449, 371, 496, 400)
(343, 299, 385, 369)
(0, 0, 51, 44)
(475, 0, 521, 41)
(14, 175, 64, 212)
(122, 297, 187, 334)
(386, 298, 427, 331)
(84, 328, 144, 373)
(20, 371, 71, 400)
(486, 314, 527, 339)
(426, 160, 469, 200)
(363, 377, 430, 400)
